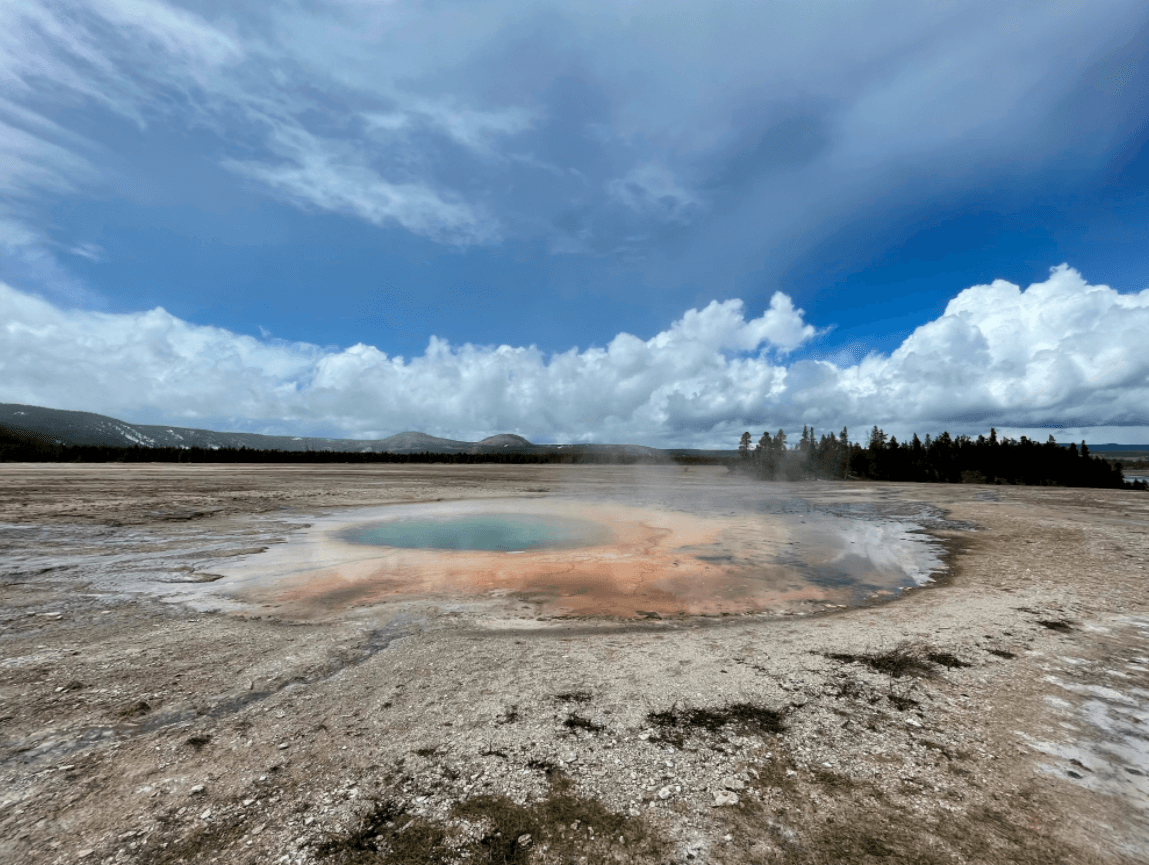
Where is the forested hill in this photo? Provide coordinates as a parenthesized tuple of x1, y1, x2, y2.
(736, 426, 1145, 490)
(0, 402, 509, 453)
(0, 402, 733, 465)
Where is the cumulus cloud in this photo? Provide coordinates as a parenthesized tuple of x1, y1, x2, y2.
(797, 265, 1149, 430)
(2, 266, 1145, 446)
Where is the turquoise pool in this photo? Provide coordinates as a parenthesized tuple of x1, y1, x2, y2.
(339, 513, 613, 552)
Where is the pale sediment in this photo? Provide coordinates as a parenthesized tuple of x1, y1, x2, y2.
(0, 464, 1145, 864)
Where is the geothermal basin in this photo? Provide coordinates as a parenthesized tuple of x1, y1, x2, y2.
(206, 486, 948, 621)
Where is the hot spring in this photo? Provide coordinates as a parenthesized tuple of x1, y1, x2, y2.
(206, 476, 954, 622)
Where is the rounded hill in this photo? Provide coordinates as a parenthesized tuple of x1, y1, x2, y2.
(477, 434, 533, 448)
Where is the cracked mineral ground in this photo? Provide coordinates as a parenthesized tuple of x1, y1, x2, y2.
(1, 463, 1147, 864)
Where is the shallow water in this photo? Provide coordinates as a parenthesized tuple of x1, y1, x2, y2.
(207, 478, 952, 620)
(339, 513, 613, 551)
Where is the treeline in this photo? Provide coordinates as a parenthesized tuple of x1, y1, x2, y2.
(736, 426, 1146, 490)
(0, 426, 687, 466)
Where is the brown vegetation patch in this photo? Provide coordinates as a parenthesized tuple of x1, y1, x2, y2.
(312, 776, 665, 865)
(314, 799, 447, 865)
(552, 690, 592, 704)
(646, 701, 787, 748)
(825, 643, 940, 678)
(561, 712, 604, 734)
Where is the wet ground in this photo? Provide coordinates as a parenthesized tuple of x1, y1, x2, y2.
(1, 466, 951, 623)
(203, 488, 949, 621)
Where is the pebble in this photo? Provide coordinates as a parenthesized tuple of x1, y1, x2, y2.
(189, 785, 205, 796)
(277, 742, 289, 750)
(658, 786, 673, 800)
(77, 851, 93, 859)
(713, 791, 739, 807)
(516, 833, 532, 848)
(721, 776, 745, 791)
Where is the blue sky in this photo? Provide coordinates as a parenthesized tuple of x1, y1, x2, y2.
(1, 1, 1148, 446)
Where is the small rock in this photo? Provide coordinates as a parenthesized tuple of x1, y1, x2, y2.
(200, 809, 212, 820)
(277, 742, 290, 750)
(658, 786, 673, 800)
(561, 752, 578, 763)
(77, 851, 93, 860)
(189, 785, 205, 796)
(713, 791, 739, 807)
(721, 776, 745, 791)
(516, 833, 532, 848)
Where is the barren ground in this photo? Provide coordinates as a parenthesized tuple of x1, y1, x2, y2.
(1, 463, 1147, 865)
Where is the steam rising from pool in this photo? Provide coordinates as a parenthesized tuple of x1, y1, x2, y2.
(201, 473, 957, 621)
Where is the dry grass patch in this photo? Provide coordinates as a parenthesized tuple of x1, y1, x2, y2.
(313, 775, 666, 865)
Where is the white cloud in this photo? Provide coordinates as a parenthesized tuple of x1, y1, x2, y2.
(2, 266, 1145, 446)
(775, 266, 1149, 437)
(224, 126, 500, 246)
(66, 242, 103, 262)
(389, 100, 535, 151)
(606, 163, 700, 223)
(0, 0, 523, 255)
(0, 0, 1144, 280)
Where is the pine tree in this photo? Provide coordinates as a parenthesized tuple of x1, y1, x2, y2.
(738, 432, 752, 458)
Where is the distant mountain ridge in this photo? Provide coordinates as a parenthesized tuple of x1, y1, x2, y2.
(0, 402, 729, 461)
(0, 402, 538, 454)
